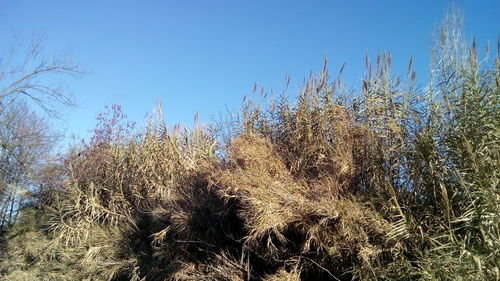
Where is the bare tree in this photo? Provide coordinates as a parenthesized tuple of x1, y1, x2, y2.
(0, 35, 79, 231)
(0, 34, 81, 117)
(0, 101, 59, 230)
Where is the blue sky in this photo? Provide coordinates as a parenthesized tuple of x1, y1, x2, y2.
(0, 1, 498, 145)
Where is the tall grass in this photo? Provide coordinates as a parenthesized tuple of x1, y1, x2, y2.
(0, 9, 498, 281)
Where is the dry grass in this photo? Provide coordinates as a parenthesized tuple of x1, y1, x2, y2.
(1, 8, 498, 281)
(215, 135, 390, 268)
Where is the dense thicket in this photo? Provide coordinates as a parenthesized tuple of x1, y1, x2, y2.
(0, 11, 498, 281)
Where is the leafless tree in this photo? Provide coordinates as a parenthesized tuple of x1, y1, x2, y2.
(0, 35, 79, 231)
(0, 101, 59, 229)
(0, 34, 81, 117)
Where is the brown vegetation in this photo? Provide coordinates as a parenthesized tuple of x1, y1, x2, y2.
(0, 10, 498, 281)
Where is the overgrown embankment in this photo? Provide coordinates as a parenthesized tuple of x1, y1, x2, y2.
(0, 12, 498, 281)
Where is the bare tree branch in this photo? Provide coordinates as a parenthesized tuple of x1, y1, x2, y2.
(0, 35, 82, 118)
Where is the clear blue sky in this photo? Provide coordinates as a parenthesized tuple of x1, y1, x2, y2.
(0, 1, 498, 145)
